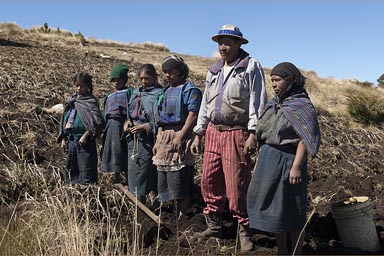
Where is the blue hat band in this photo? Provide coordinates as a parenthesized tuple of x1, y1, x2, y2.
(217, 29, 243, 37)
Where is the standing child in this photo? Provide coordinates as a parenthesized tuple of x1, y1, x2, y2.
(246, 62, 321, 255)
(152, 55, 202, 217)
(57, 71, 103, 184)
(101, 63, 132, 183)
(125, 64, 163, 203)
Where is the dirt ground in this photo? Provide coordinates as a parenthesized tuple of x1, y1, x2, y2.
(1, 29, 383, 255)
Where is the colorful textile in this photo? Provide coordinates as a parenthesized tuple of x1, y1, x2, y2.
(57, 93, 103, 143)
(263, 88, 321, 158)
(156, 81, 202, 126)
(103, 88, 130, 119)
(127, 84, 162, 196)
(200, 122, 251, 225)
(128, 84, 163, 132)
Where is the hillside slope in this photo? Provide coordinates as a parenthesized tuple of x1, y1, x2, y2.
(1, 24, 383, 255)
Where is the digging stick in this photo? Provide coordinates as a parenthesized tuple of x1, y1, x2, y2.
(116, 183, 160, 224)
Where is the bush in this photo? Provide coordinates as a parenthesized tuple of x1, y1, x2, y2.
(346, 92, 384, 126)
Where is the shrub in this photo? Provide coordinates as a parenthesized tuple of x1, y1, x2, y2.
(346, 92, 384, 126)
(355, 80, 374, 88)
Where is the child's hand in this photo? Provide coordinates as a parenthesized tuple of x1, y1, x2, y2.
(61, 139, 67, 153)
(123, 120, 132, 132)
(79, 131, 90, 147)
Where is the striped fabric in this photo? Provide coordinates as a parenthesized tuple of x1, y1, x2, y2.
(201, 123, 251, 225)
(266, 89, 320, 158)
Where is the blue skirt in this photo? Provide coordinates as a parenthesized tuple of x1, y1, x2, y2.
(247, 144, 307, 232)
(101, 119, 128, 173)
(157, 166, 194, 202)
(127, 133, 157, 196)
(65, 138, 98, 184)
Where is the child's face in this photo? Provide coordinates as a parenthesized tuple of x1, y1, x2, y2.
(74, 81, 89, 96)
(139, 71, 156, 88)
(111, 78, 125, 90)
(163, 68, 182, 86)
(271, 75, 292, 98)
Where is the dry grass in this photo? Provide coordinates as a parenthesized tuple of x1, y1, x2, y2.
(0, 159, 149, 255)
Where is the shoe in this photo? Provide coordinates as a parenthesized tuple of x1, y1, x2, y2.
(239, 224, 254, 252)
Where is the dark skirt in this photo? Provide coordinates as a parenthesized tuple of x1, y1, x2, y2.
(65, 138, 98, 184)
(157, 166, 194, 202)
(247, 144, 307, 232)
(101, 119, 128, 173)
(127, 133, 157, 196)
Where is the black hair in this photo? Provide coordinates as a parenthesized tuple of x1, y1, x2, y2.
(138, 64, 158, 79)
(73, 71, 93, 93)
(162, 55, 189, 80)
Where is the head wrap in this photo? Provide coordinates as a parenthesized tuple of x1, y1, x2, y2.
(161, 55, 189, 79)
(110, 63, 129, 83)
(271, 62, 306, 88)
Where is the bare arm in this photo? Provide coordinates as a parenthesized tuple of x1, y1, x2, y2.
(289, 141, 308, 184)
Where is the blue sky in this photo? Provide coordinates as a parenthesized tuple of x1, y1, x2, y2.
(1, 0, 383, 85)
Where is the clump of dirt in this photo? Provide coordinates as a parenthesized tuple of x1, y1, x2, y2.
(1, 30, 383, 255)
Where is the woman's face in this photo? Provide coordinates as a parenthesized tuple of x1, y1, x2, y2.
(139, 71, 156, 88)
(74, 81, 89, 96)
(163, 68, 183, 86)
(271, 75, 290, 98)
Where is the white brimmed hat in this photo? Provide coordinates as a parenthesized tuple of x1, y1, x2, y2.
(211, 24, 248, 44)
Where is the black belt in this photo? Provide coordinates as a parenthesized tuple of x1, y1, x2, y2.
(212, 123, 247, 132)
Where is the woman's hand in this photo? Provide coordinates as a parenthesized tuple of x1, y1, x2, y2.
(289, 166, 302, 184)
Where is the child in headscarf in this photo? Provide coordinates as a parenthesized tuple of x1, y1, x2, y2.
(57, 71, 103, 184)
(152, 55, 202, 217)
(247, 62, 321, 255)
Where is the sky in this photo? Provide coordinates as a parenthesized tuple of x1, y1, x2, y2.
(1, 0, 383, 85)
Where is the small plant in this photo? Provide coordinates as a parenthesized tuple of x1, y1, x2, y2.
(346, 91, 384, 126)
